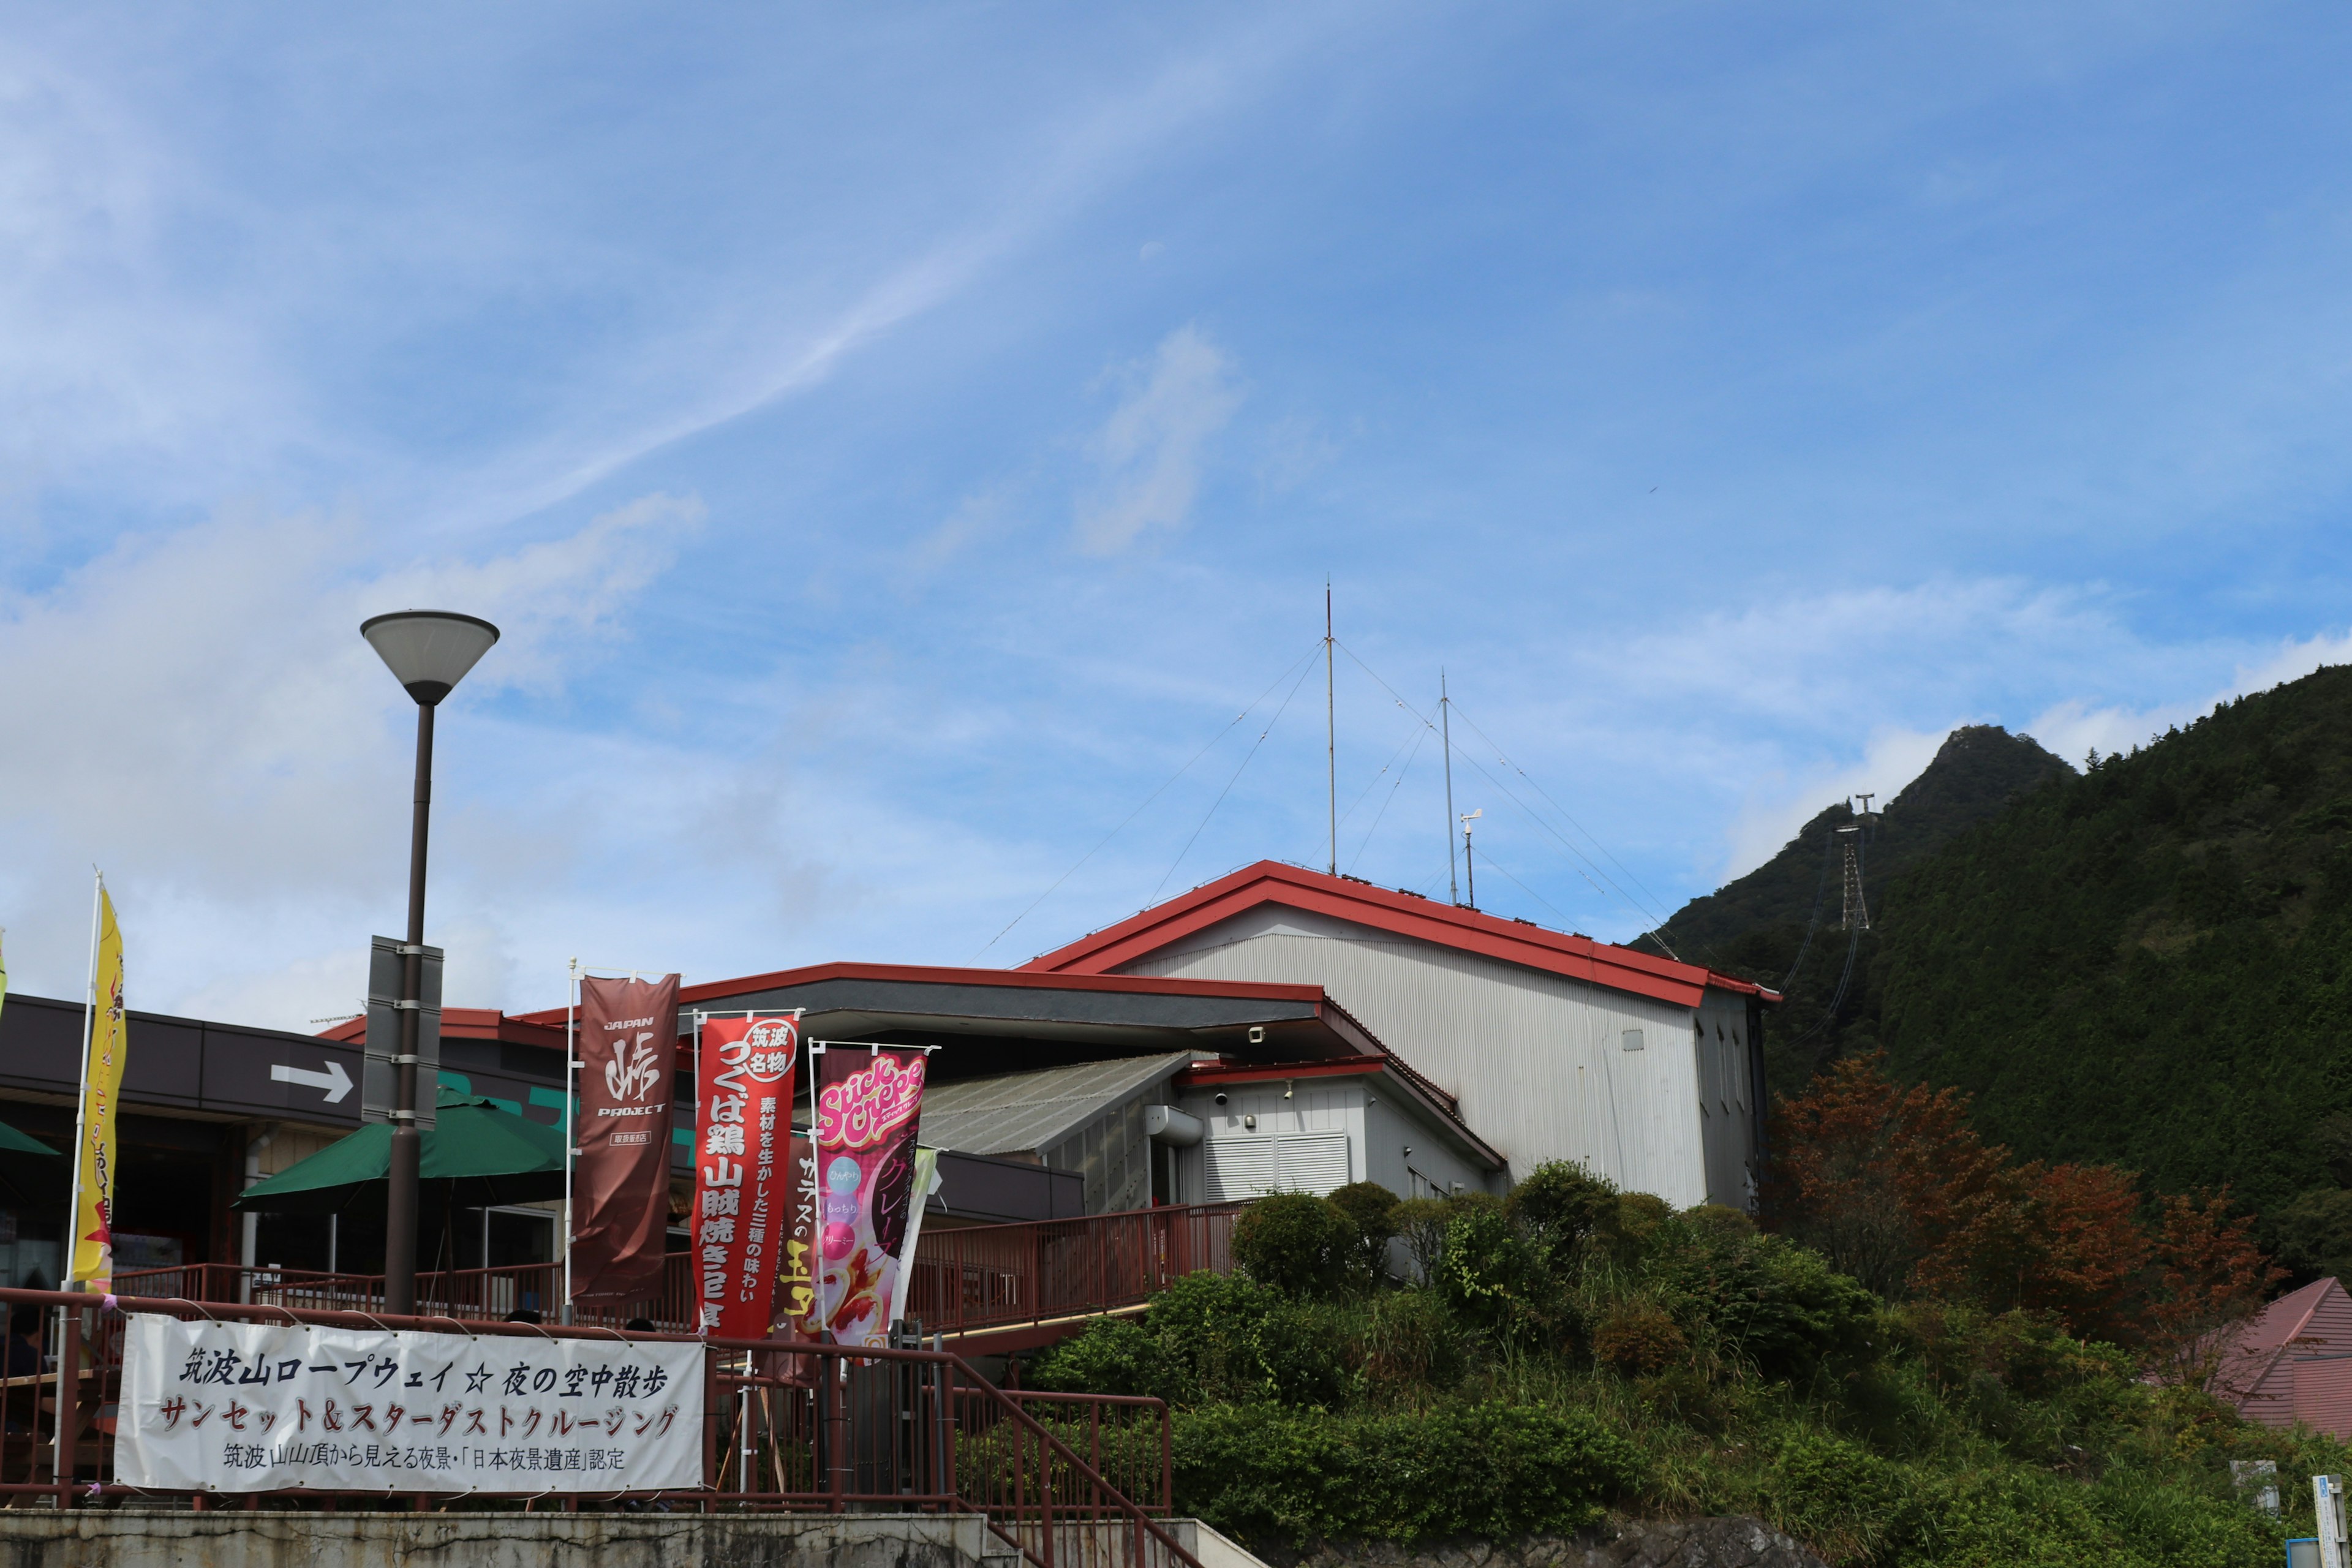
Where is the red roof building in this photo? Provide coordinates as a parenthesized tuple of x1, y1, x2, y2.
(2211, 1278, 2352, 1438)
(1022, 860, 1776, 1207)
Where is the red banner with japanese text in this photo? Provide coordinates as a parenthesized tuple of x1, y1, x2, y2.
(570, 974, 680, 1303)
(690, 1014, 799, 1337)
(815, 1046, 927, 1351)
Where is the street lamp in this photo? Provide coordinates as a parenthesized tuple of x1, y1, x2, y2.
(360, 609, 499, 1316)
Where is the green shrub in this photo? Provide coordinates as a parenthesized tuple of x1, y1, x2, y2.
(1506, 1160, 1621, 1278)
(1327, 1181, 1401, 1284)
(1761, 1433, 1912, 1566)
(1037, 1270, 1354, 1407)
(1593, 1302, 1687, 1375)
(1435, 1194, 1542, 1340)
(1233, 1193, 1359, 1297)
(1362, 1286, 1468, 1395)
(1174, 1401, 1641, 1548)
(1391, 1196, 1452, 1282)
(1664, 1224, 1879, 1381)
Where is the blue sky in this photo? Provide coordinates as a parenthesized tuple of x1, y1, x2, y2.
(5, 2, 2352, 1026)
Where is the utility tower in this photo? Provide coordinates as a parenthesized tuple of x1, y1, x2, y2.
(1838, 794, 1875, 932)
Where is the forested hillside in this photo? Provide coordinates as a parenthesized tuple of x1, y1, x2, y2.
(1657, 725, 2068, 1091)
(1687, 666, 2352, 1269)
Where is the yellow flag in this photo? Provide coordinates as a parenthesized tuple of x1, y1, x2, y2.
(71, 888, 126, 1289)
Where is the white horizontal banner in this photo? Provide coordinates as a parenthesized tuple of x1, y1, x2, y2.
(114, 1313, 704, 1494)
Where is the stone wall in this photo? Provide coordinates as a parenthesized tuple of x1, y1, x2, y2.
(1284, 1520, 1827, 1568)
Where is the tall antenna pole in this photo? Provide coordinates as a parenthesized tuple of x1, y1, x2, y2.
(1442, 671, 1458, 905)
(1325, 581, 1336, 876)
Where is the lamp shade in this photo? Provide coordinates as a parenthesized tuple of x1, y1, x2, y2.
(360, 610, 500, 705)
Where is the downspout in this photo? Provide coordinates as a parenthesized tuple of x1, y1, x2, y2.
(1745, 995, 1770, 1221)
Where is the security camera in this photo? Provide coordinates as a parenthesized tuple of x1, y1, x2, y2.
(1213, 1092, 1229, 1106)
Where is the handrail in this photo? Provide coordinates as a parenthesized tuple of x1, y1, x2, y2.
(0, 1283, 1196, 1568)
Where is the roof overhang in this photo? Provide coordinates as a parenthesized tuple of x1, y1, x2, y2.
(1020, 860, 1780, 1011)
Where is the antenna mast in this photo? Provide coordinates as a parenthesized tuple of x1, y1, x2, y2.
(1325, 582, 1336, 876)
(1460, 809, 1482, 909)
(1442, 671, 1458, 904)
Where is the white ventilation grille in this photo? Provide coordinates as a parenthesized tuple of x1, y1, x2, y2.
(1202, 1133, 1352, 1200)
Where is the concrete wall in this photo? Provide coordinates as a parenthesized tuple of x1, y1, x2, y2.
(0, 1510, 1016, 1568)
(1117, 907, 1751, 1208)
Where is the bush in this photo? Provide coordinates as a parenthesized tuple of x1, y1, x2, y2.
(1327, 1181, 1401, 1283)
(1362, 1286, 1468, 1395)
(1762, 1432, 1912, 1566)
(1507, 1160, 1621, 1278)
(1036, 1270, 1354, 1407)
(1174, 1401, 1641, 1548)
(1660, 1221, 1879, 1381)
(1233, 1193, 1359, 1297)
(1391, 1197, 1452, 1282)
(1434, 1194, 1543, 1340)
(1593, 1302, 1687, 1375)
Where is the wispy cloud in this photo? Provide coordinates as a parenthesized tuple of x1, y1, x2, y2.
(1075, 325, 1244, 554)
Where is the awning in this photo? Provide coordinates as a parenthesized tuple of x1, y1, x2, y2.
(0, 1115, 62, 1207)
(233, 1090, 566, 1216)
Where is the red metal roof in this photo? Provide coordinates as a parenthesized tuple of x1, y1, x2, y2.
(1019, 860, 1777, 1011)
(315, 1006, 565, 1049)
(2211, 1277, 2352, 1438)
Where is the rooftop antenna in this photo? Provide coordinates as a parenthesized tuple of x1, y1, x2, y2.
(1460, 809, 1482, 909)
(1442, 671, 1458, 904)
(1325, 582, 1336, 876)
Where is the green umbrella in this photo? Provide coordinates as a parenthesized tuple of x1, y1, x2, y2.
(0, 1115, 63, 1207)
(233, 1089, 567, 1216)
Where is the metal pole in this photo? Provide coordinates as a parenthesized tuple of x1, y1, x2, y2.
(562, 958, 577, 1325)
(1442, 673, 1458, 905)
(385, 701, 434, 1318)
(1324, 584, 1336, 876)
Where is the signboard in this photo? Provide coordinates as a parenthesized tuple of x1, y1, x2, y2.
(571, 974, 681, 1302)
(115, 1314, 702, 1494)
(362, 937, 442, 1132)
(691, 1014, 798, 1336)
(815, 1045, 928, 1351)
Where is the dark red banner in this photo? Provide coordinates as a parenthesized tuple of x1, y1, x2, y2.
(815, 1046, 927, 1351)
(760, 1134, 822, 1385)
(692, 1014, 799, 1337)
(570, 973, 680, 1303)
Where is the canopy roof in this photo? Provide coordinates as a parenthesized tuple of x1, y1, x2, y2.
(234, 1090, 565, 1215)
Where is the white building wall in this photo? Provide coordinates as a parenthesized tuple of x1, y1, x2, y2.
(1118, 905, 1749, 1210)
(1168, 1076, 1488, 1204)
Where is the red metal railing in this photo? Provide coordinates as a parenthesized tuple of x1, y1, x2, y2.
(0, 1286, 1194, 1568)
(905, 1202, 1246, 1338)
(116, 1200, 1249, 1340)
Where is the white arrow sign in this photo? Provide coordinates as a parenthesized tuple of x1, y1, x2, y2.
(271, 1060, 353, 1104)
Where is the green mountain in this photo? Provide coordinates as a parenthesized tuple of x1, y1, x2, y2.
(1856, 667, 2352, 1235)
(1657, 724, 2070, 1088)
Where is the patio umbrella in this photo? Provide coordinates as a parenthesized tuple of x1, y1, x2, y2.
(232, 1089, 568, 1216)
(0, 1116, 63, 1207)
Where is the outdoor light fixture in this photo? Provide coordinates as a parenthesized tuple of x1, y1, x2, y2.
(361, 609, 500, 1318)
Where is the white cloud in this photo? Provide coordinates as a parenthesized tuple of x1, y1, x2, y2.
(1074, 325, 1244, 554)
(2027, 625, 2352, 765)
(1717, 725, 1954, 881)
(0, 492, 700, 1018)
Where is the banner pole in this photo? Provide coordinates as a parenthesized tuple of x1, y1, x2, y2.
(562, 957, 577, 1325)
(57, 869, 100, 1491)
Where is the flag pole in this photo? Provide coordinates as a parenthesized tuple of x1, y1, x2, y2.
(57, 870, 100, 1493)
(562, 957, 578, 1325)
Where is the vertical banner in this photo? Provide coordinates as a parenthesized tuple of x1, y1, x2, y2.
(692, 1014, 799, 1336)
(70, 888, 126, 1289)
(873, 1147, 941, 1337)
(815, 1046, 929, 1351)
(570, 974, 681, 1303)
(761, 1135, 822, 1385)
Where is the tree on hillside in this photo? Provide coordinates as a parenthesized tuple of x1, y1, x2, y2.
(1770, 1052, 2280, 1359)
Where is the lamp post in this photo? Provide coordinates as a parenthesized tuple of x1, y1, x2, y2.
(360, 609, 499, 1316)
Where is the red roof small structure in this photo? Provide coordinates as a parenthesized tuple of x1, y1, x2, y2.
(2210, 1278, 2352, 1438)
(1020, 859, 1777, 1011)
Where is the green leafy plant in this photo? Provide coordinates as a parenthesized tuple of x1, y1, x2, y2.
(1232, 1191, 1359, 1298)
